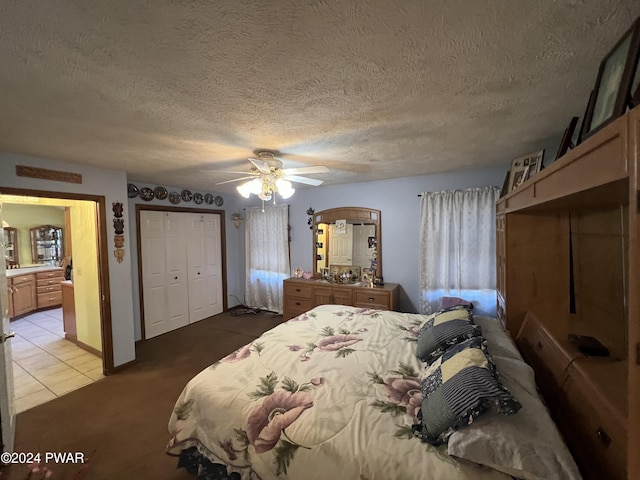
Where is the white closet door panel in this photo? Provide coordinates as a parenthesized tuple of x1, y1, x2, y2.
(144, 286, 169, 338)
(187, 213, 208, 323)
(203, 215, 223, 316)
(165, 212, 189, 330)
(141, 211, 169, 338)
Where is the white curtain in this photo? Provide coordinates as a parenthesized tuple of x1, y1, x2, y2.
(245, 204, 290, 314)
(419, 187, 500, 315)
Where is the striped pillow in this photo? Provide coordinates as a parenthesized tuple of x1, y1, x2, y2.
(416, 306, 480, 364)
(412, 337, 521, 445)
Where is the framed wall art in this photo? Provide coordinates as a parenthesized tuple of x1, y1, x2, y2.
(581, 17, 640, 140)
(508, 150, 544, 191)
(554, 116, 579, 161)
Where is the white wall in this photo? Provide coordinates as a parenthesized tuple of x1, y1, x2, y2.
(0, 152, 135, 367)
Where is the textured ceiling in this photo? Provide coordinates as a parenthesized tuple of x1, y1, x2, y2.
(1, 1, 639, 193)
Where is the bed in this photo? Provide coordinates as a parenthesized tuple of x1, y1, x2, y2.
(166, 305, 582, 480)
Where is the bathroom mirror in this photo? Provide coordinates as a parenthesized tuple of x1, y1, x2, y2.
(312, 207, 381, 279)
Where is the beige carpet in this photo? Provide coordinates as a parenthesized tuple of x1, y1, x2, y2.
(2, 309, 282, 480)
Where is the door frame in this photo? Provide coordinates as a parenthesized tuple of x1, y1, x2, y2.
(0, 186, 115, 374)
(135, 204, 227, 340)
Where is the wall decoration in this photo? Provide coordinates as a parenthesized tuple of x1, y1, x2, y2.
(508, 150, 544, 191)
(154, 186, 168, 200)
(193, 193, 204, 204)
(169, 192, 181, 204)
(214, 195, 224, 206)
(204, 194, 214, 205)
(16, 165, 82, 184)
(335, 219, 347, 234)
(181, 190, 193, 202)
(554, 117, 579, 161)
(127, 183, 139, 198)
(112, 202, 126, 263)
(580, 17, 640, 140)
(139, 187, 154, 201)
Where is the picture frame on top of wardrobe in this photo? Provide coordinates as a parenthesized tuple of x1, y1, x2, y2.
(580, 16, 640, 140)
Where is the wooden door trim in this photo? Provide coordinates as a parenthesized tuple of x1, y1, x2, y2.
(135, 204, 228, 341)
(0, 187, 114, 374)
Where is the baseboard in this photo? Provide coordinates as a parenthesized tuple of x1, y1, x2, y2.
(110, 359, 137, 374)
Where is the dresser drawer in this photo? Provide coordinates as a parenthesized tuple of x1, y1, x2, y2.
(36, 277, 62, 287)
(284, 296, 313, 314)
(11, 274, 34, 286)
(37, 291, 62, 309)
(36, 270, 64, 280)
(515, 312, 580, 407)
(37, 284, 62, 294)
(558, 370, 627, 480)
(354, 289, 390, 310)
(284, 282, 313, 299)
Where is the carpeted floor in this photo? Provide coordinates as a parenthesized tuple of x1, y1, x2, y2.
(2, 309, 282, 480)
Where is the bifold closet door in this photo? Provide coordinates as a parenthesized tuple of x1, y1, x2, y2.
(186, 213, 223, 323)
(140, 211, 189, 338)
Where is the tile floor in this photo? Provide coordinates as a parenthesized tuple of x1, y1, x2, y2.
(10, 308, 104, 413)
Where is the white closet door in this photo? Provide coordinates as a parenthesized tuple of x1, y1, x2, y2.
(186, 213, 207, 323)
(141, 211, 189, 338)
(165, 212, 189, 330)
(202, 214, 223, 318)
(186, 213, 223, 323)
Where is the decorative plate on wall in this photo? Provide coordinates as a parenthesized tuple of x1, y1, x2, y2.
(193, 193, 204, 204)
(169, 192, 181, 204)
(204, 193, 214, 205)
(181, 189, 193, 202)
(154, 186, 168, 200)
(127, 183, 139, 198)
(139, 187, 155, 201)
(214, 196, 224, 206)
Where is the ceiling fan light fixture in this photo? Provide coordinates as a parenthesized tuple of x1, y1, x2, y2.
(237, 181, 254, 198)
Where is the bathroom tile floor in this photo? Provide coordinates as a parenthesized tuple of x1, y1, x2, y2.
(10, 308, 104, 413)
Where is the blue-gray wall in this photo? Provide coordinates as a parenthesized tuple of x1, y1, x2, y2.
(240, 165, 506, 313)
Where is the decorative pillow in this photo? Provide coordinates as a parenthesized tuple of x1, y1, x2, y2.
(416, 307, 480, 364)
(448, 355, 581, 480)
(441, 296, 474, 310)
(412, 337, 521, 445)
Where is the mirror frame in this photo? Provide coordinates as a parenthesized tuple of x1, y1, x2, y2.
(312, 207, 381, 279)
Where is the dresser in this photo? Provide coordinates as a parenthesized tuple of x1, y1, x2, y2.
(283, 278, 400, 320)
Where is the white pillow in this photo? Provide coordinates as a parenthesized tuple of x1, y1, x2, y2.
(473, 315, 522, 361)
(448, 355, 582, 480)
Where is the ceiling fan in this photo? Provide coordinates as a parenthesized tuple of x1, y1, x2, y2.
(215, 151, 329, 200)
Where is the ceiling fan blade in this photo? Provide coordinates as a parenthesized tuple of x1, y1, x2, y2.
(215, 176, 256, 186)
(284, 175, 324, 186)
(248, 157, 271, 173)
(282, 166, 329, 175)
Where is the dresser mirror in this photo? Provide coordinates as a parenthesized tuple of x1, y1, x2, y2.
(312, 207, 381, 280)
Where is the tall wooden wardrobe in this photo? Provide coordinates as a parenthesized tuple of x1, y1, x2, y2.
(496, 105, 640, 480)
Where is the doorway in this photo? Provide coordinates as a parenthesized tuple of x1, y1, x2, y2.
(0, 187, 114, 450)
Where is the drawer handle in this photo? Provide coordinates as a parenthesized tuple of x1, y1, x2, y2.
(596, 428, 611, 448)
(368, 297, 375, 302)
(295, 288, 301, 292)
(537, 341, 543, 349)
(295, 302, 301, 306)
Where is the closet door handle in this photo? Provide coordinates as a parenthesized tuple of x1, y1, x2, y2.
(174, 276, 178, 280)
(197, 272, 201, 275)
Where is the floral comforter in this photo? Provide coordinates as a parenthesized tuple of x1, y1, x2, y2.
(167, 305, 512, 480)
